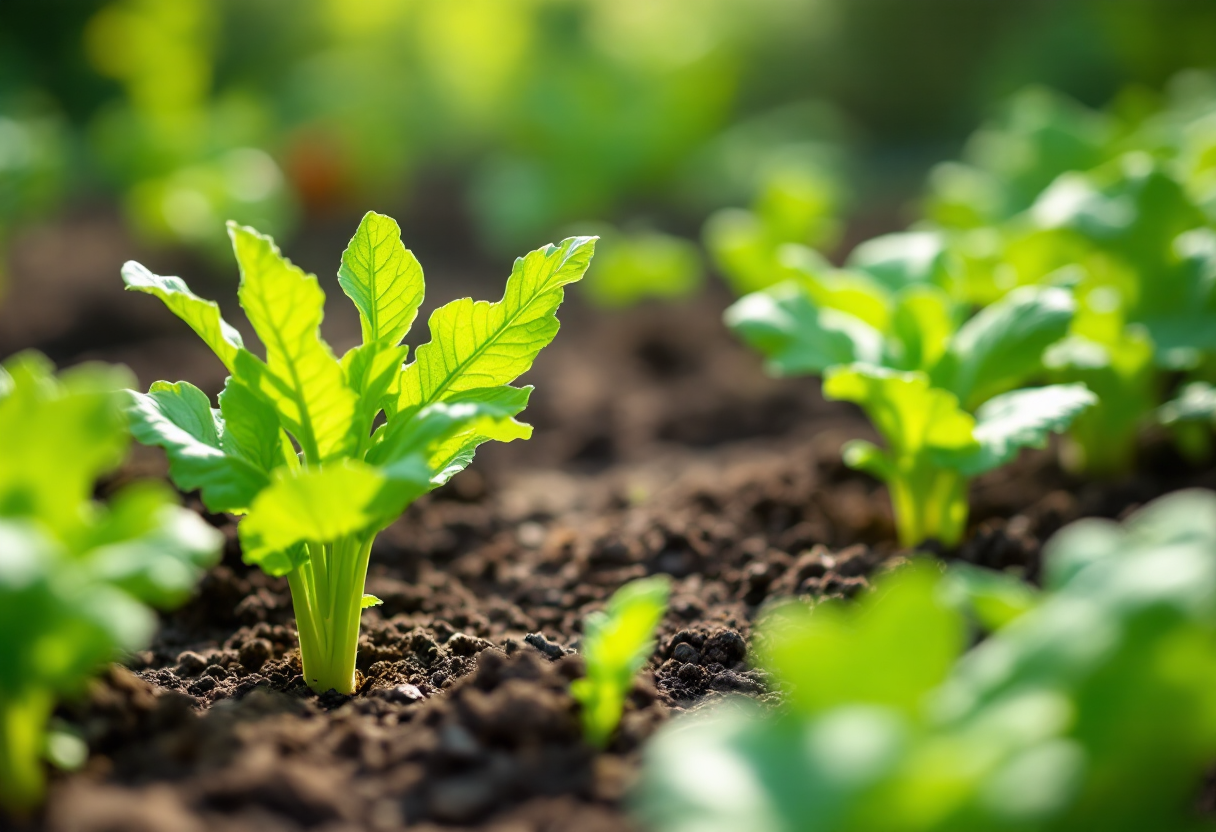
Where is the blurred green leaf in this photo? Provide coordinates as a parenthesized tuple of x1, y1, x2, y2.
(572, 575, 670, 747)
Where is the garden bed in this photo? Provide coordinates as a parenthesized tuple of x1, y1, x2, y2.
(5, 234, 1215, 832)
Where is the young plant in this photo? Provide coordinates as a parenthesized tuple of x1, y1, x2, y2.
(638, 490, 1216, 832)
(580, 226, 704, 309)
(124, 212, 596, 694)
(826, 365, 1093, 547)
(0, 353, 221, 815)
(728, 271, 1093, 546)
(571, 575, 670, 748)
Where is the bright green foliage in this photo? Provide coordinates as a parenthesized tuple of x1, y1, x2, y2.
(571, 576, 670, 748)
(580, 228, 704, 308)
(124, 211, 595, 694)
(704, 160, 843, 297)
(0, 353, 222, 814)
(728, 272, 1091, 546)
(637, 489, 1216, 832)
(917, 84, 1216, 474)
(824, 364, 1093, 547)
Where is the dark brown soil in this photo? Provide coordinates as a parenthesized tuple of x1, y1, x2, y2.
(4, 215, 1215, 832)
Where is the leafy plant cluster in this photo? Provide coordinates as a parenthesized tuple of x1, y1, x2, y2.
(125, 211, 594, 695)
(0, 352, 222, 814)
(637, 489, 1216, 832)
(726, 76, 1216, 546)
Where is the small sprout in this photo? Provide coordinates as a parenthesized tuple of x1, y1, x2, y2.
(124, 211, 595, 695)
(572, 576, 671, 748)
(0, 353, 222, 814)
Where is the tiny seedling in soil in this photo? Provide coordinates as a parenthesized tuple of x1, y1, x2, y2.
(571, 575, 670, 748)
(638, 489, 1216, 832)
(0, 353, 222, 814)
(124, 211, 595, 695)
(728, 274, 1094, 546)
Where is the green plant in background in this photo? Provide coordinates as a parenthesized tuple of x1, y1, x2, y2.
(0, 108, 68, 297)
(1159, 381, 1216, 464)
(916, 81, 1216, 475)
(0, 352, 222, 814)
(637, 489, 1216, 832)
(579, 227, 704, 308)
(727, 264, 1093, 546)
(124, 211, 595, 694)
(572, 575, 670, 748)
(825, 366, 1093, 548)
(703, 158, 844, 297)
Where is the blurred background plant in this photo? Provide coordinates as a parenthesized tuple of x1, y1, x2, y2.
(637, 490, 1216, 832)
(4, 0, 1216, 299)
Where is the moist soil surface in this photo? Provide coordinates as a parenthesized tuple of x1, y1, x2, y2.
(3, 216, 1215, 832)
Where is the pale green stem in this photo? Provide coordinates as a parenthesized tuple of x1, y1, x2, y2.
(889, 464, 969, 549)
(0, 686, 53, 815)
(288, 533, 377, 694)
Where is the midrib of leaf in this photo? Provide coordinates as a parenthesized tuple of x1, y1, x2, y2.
(250, 281, 323, 463)
(361, 230, 381, 340)
(418, 274, 561, 407)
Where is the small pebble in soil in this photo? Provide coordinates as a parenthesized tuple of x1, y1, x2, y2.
(375, 683, 425, 704)
(524, 632, 568, 660)
(672, 643, 700, 664)
(175, 651, 207, 677)
(238, 638, 273, 671)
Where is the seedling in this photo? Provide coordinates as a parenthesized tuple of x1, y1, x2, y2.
(639, 490, 1216, 832)
(0, 353, 221, 814)
(124, 212, 595, 694)
(571, 575, 670, 748)
(580, 227, 703, 308)
(728, 274, 1093, 546)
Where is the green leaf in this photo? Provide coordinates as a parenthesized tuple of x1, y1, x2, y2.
(933, 286, 1075, 409)
(794, 266, 892, 332)
(229, 222, 358, 463)
(239, 462, 388, 575)
(341, 342, 409, 439)
(369, 386, 533, 500)
(121, 261, 245, 373)
(943, 563, 1039, 632)
(581, 229, 703, 308)
(0, 353, 132, 533)
(83, 483, 223, 607)
(725, 282, 883, 376)
(823, 364, 977, 458)
(889, 285, 955, 372)
(573, 575, 671, 747)
(758, 560, 965, 717)
(337, 211, 425, 347)
(423, 386, 534, 485)
(361, 594, 383, 609)
(395, 236, 595, 414)
(125, 381, 272, 514)
(1160, 382, 1216, 425)
(217, 378, 287, 475)
(846, 231, 950, 291)
(840, 439, 897, 482)
(703, 208, 788, 296)
(941, 383, 1096, 476)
